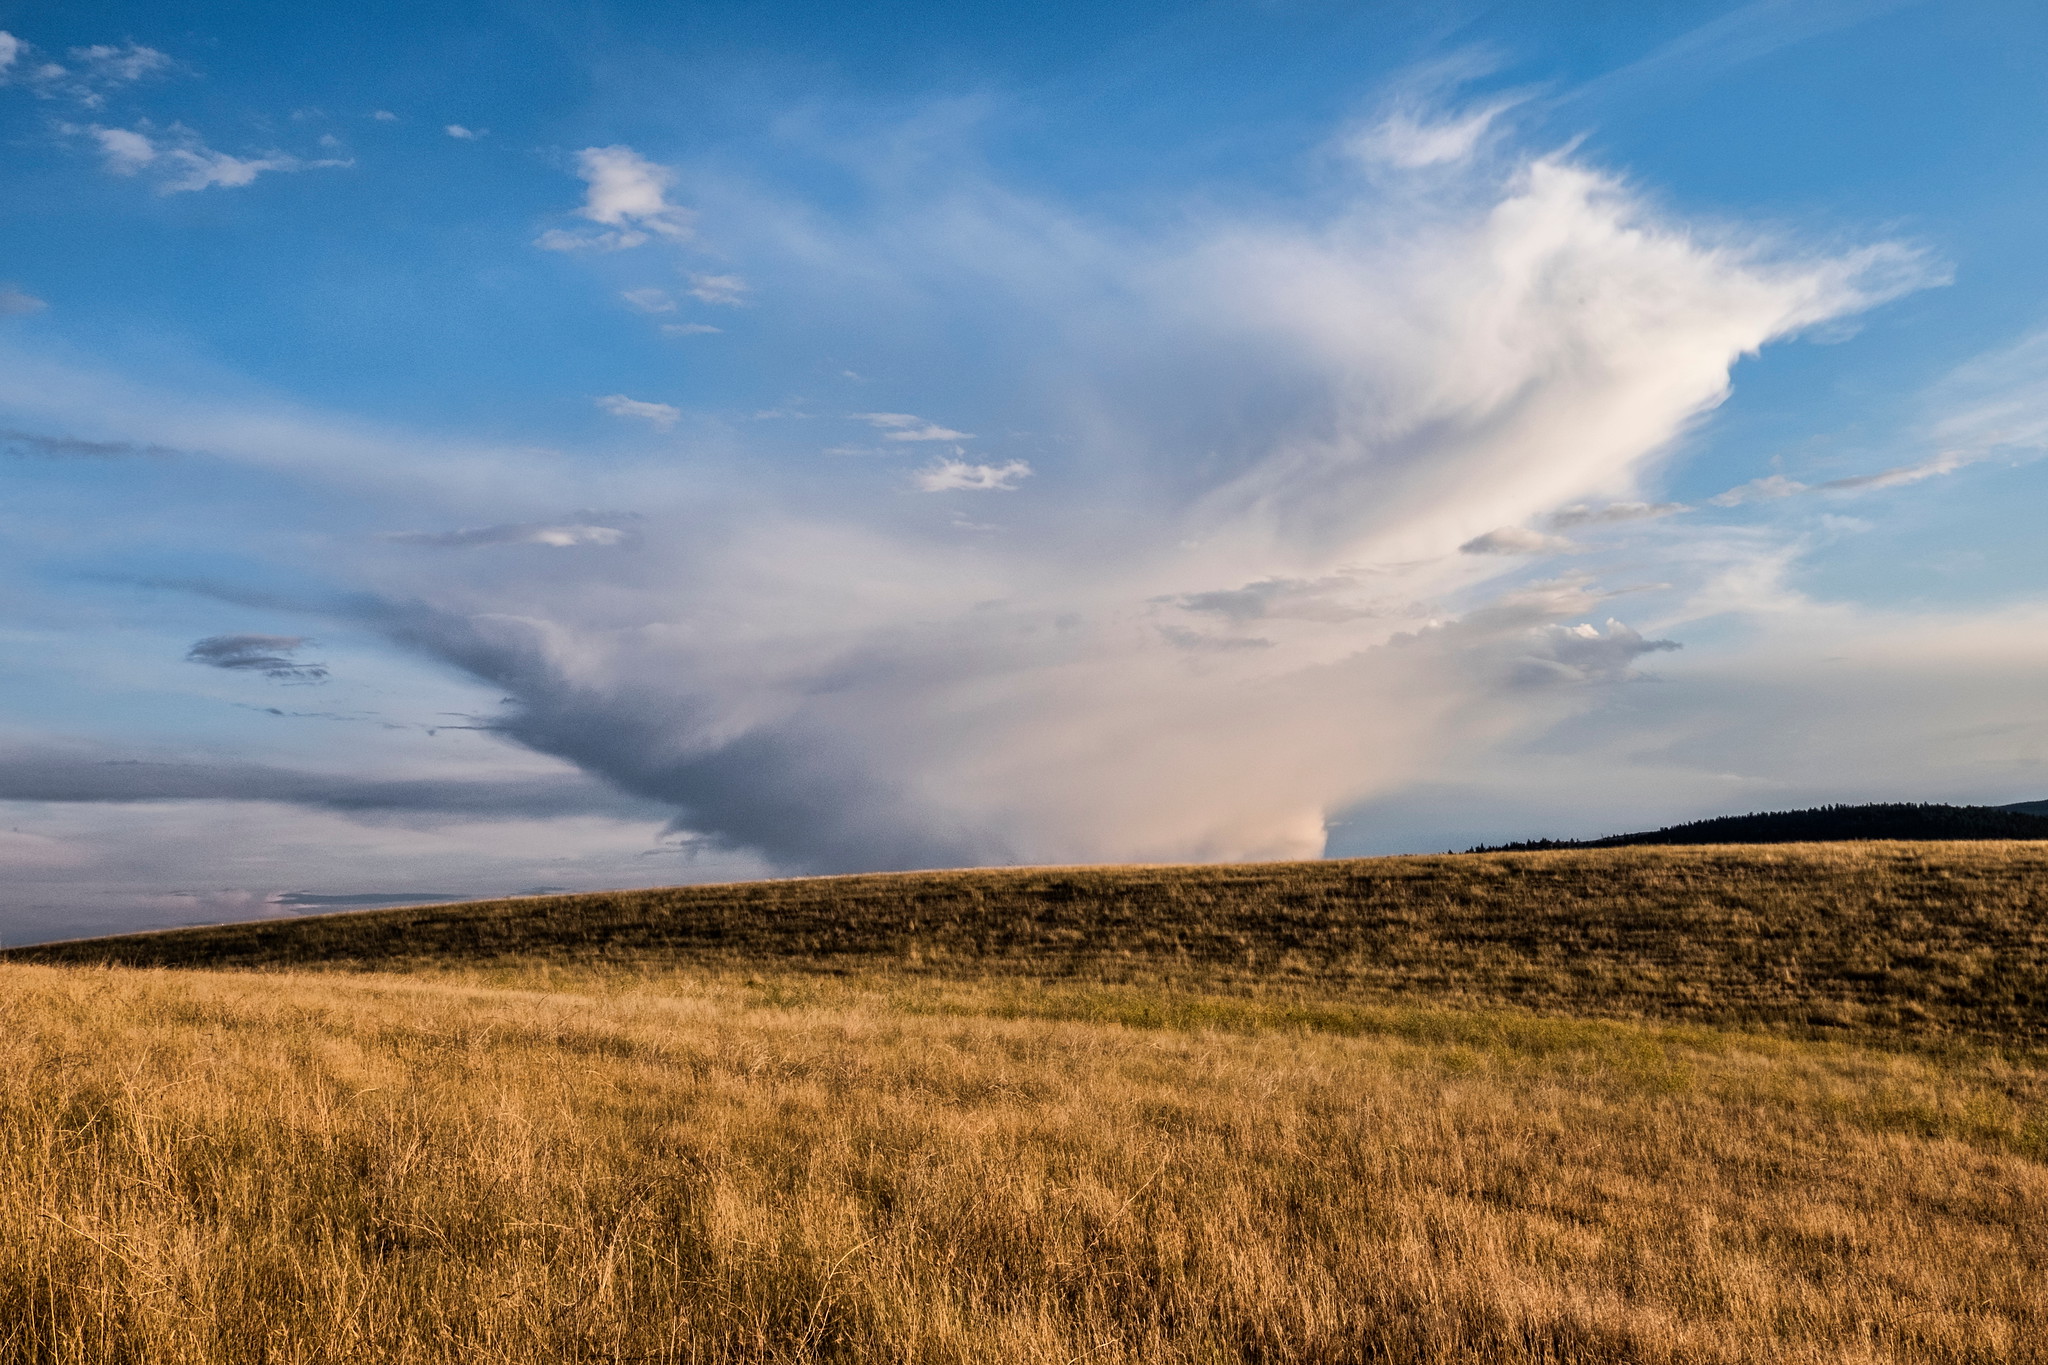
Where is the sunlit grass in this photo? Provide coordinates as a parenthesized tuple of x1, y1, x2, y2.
(5, 960, 2045, 1363)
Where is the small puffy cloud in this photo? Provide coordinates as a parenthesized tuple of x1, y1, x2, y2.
(1709, 474, 1806, 507)
(537, 145, 694, 252)
(855, 412, 972, 441)
(1459, 526, 1577, 555)
(372, 109, 398, 121)
(4, 37, 174, 105)
(186, 634, 329, 682)
(686, 273, 750, 305)
(92, 124, 157, 173)
(620, 287, 675, 313)
(595, 394, 681, 428)
(914, 458, 1031, 492)
(383, 521, 632, 549)
(661, 322, 722, 336)
(82, 122, 323, 193)
(71, 42, 171, 85)
(444, 123, 484, 140)
(0, 285, 45, 316)
(1548, 501, 1687, 528)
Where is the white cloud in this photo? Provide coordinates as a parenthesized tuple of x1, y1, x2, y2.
(0, 100, 1944, 883)
(594, 394, 681, 428)
(913, 458, 1031, 491)
(70, 42, 170, 86)
(854, 411, 972, 441)
(1353, 98, 1520, 169)
(81, 122, 328, 193)
(352, 140, 1919, 874)
(372, 109, 399, 122)
(3, 37, 174, 105)
(620, 288, 675, 313)
(1459, 526, 1578, 555)
(91, 125, 157, 173)
(660, 322, 722, 336)
(537, 145, 695, 252)
(445, 124, 484, 140)
(686, 273, 750, 305)
(0, 284, 45, 316)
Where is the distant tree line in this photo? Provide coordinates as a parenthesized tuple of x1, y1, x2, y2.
(1472, 802, 2048, 852)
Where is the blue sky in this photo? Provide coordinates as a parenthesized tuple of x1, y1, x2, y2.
(3, 0, 2048, 941)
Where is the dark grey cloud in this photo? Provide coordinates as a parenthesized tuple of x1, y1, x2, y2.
(377, 606, 994, 872)
(1459, 526, 1578, 555)
(186, 634, 329, 681)
(1512, 621, 1680, 687)
(1547, 501, 1687, 529)
(0, 748, 664, 822)
(1166, 575, 1381, 624)
(1, 427, 176, 458)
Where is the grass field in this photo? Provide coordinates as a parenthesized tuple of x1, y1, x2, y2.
(5, 843, 2048, 1362)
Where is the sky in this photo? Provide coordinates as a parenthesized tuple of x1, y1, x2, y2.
(2, 0, 2047, 943)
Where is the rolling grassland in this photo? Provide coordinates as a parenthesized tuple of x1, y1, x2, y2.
(18, 843, 2048, 1043)
(4, 843, 2048, 1362)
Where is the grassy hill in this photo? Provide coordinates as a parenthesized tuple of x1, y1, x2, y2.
(15, 841, 2048, 1043)
(7, 842, 2048, 1363)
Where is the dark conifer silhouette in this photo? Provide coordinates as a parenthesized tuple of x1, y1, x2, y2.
(1475, 801, 2048, 852)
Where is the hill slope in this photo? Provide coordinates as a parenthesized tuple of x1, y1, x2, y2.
(15, 841, 2048, 1044)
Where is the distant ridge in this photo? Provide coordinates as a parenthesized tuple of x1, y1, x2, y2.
(1474, 801, 2048, 852)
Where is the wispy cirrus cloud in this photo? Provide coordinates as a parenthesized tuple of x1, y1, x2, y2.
(855, 412, 971, 441)
(1, 427, 174, 458)
(1548, 501, 1687, 528)
(78, 121, 343, 193)
(685, 273, 750, 305)
(620, 287, 674, 313)
(383, 520, 633, 549)
(913, 457, 1031, 492)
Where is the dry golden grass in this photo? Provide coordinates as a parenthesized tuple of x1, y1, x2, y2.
(14, 842, 2048, 1044)
(5, 958, 2045, 1363)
